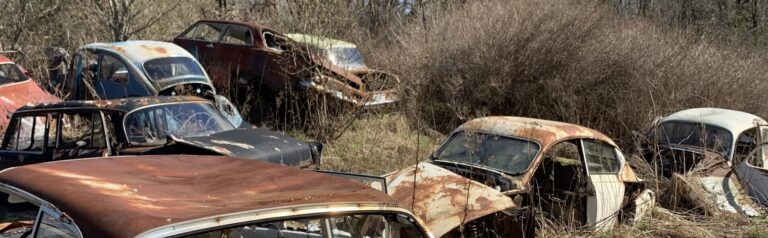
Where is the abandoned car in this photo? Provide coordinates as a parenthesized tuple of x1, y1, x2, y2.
(0, 155, 434, 237)
(0, 96, 321, 170)
(0, 54, 58, 133)
(286, 33, 400, 92)
(640, 107, 766, 216)
(172, 20, 397, 121)
(386, 116, 655, 237)
(59, 40, 242, 126)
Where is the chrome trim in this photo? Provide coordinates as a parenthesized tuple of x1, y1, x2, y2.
(137, 202, 434, 238)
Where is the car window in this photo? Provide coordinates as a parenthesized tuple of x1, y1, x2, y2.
(189, 22, 225, 42)
(47, 113, 59, 148)
(582, 140, 621, 174)
(124, 102, 233, 146)
(434, 131, 540, 174)
(263, 31, 287, 51)
(735, 127, 759, 163)
(59, 112, 106, 149)
(3, 115, 47, 152)
(0, 63, 29, 85)
(143, 57, 206, 81)
(36, 212, 78, 238)
(99, 54, 130, 84)
(73, 50, 100, 100)
(658, 122, 733, 156)
(183, 213, 424, 238)
(222, 24, 253, 45)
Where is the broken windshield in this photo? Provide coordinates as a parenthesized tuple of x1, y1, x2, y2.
(124, 102, 233, 146)
(325, 47, 367, 71)
(434, 131, 540, 174)
(143, 57, 206, 81)
(657, 122, 733, 156)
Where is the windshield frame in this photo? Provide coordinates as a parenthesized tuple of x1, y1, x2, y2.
(141, 56, 207, 82)
(122, 101, 233, 146)
(655, 120, 734, 158)
(432, 130, 542, 175)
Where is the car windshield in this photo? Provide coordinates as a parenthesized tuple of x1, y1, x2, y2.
(124, 102, 234, 146)
(0, 63, 28, 85)
(434, 131, 540, 174)
(143, 57, 206, 81)
(657, 122, 733, 156)
(326, 47, 367, 70)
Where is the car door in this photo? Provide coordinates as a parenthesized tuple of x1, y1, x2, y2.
(94, 52, 147, 99)
(736, 143, 768, 205)
(0, 113, 52, 169)
(581, 139, 625, 230)
(174, 21, 226, 80)
(211, 24, 259, 87)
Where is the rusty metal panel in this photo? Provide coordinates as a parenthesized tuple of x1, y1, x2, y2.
(0, 155, 397, 238)
(386, 162, 517, 237)
(458, 117, 617, 148)
(672, 166, 763, 217)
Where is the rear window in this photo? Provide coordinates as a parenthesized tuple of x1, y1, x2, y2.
(0, 63, 29, 85)
(143, 57, 206, 81)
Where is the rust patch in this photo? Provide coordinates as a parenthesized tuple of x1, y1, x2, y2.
(387, 162, 516, 237)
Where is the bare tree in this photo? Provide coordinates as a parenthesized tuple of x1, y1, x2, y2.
(88, 0, 182, 41)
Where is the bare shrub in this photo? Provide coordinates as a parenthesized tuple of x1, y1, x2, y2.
(386, 0, 768, 150)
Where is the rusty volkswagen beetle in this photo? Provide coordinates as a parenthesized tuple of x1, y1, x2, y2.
(0, 155, 434, 238)
(387, 117, 655, 237)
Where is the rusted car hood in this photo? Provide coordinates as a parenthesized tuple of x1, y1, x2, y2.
(386, 162, 516, 237)
(169, 128, 315, 167)
(0, 80, 58, 128)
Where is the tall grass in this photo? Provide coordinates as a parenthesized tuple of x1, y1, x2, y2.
(384, 0, 768, 149)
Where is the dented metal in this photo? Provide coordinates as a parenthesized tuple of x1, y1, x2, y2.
(0, 96, 319, 170)
(386, 162, 516, 237)
(0, 155, 431, 237)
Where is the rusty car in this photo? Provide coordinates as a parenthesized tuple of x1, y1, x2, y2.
(0, 96, 321, 170)
(640, 107, 767, 216)
(386, 116, 655, 237)
(285, 33, 400, 93)
(59, 40, 242, 126)
(0, 54, 58, 134)
(172, 20, 398, 121)
(0, 155, 434, 238)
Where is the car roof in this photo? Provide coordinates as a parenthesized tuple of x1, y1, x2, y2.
(82, 40, 194, 64)
(286, 33, 357, 48)
(660, 107, 767, 135)
(0, 155, 398, 238)
(456, 116, 617, 147)
(15, 96, 209, 113)
(195, 19, 276, 34)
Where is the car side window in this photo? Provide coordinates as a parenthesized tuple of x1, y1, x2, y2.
(59, 112, 106, 149)
(190, 22, 225, 42)
(222, 24, 253, 45)
(36, 211, 79, 238)
(3, 115, 47, 152)
(99, 54, 130, 84)
(582, 140, 621, 174)
(263, 31, 287, 51)
(183, 213, 424, 238)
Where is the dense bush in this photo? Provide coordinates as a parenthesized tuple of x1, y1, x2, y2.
(385, 0, 768, 148)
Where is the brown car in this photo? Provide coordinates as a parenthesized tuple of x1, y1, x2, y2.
(0, 155, 433, 238)
(173, 20, 397, 121)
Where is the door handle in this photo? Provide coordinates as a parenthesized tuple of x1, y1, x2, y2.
(206, 43, 214, 48)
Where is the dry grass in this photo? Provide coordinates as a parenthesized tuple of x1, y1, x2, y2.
(318, 112, 441, 175)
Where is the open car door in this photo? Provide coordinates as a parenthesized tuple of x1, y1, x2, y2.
(736, 142, 768, 206)
(581, 139, 625, 230)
